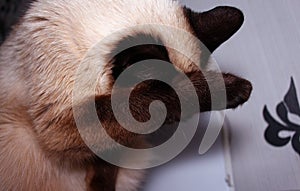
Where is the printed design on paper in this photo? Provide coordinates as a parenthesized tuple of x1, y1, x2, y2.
(263, 77, 300, 154)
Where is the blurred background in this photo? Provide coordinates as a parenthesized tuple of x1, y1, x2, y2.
(0, 0, 33, 43)
(1, 0, 300, 191)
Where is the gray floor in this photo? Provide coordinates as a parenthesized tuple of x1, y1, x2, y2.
(144, 1, 300, 191)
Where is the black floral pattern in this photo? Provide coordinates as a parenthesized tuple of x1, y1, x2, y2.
(263, 77, 300, 154)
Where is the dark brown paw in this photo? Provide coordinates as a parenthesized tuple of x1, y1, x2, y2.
(223, 73, 253, 109)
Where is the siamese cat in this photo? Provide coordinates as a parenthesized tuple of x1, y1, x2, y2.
(0, 0, 252, 190)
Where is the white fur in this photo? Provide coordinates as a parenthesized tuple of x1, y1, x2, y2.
(116, 169, 146, 191)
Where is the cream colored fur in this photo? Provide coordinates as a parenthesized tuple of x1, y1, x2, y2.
(0, 0, 201, 190)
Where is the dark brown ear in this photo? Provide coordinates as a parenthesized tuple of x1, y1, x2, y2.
(184, 6, 244, 53)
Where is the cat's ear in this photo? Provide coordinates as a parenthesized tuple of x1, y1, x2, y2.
(184, 6, 244, 52)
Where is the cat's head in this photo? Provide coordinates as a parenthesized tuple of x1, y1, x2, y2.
(97, 5, 251, 112)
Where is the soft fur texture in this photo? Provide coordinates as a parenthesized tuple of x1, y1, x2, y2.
(0, 0, 252, 190)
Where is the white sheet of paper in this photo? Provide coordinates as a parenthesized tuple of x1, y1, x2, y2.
(143, 114, 230, 191)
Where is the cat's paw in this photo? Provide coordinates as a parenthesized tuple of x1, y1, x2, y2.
(223, 73, 253, 109)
